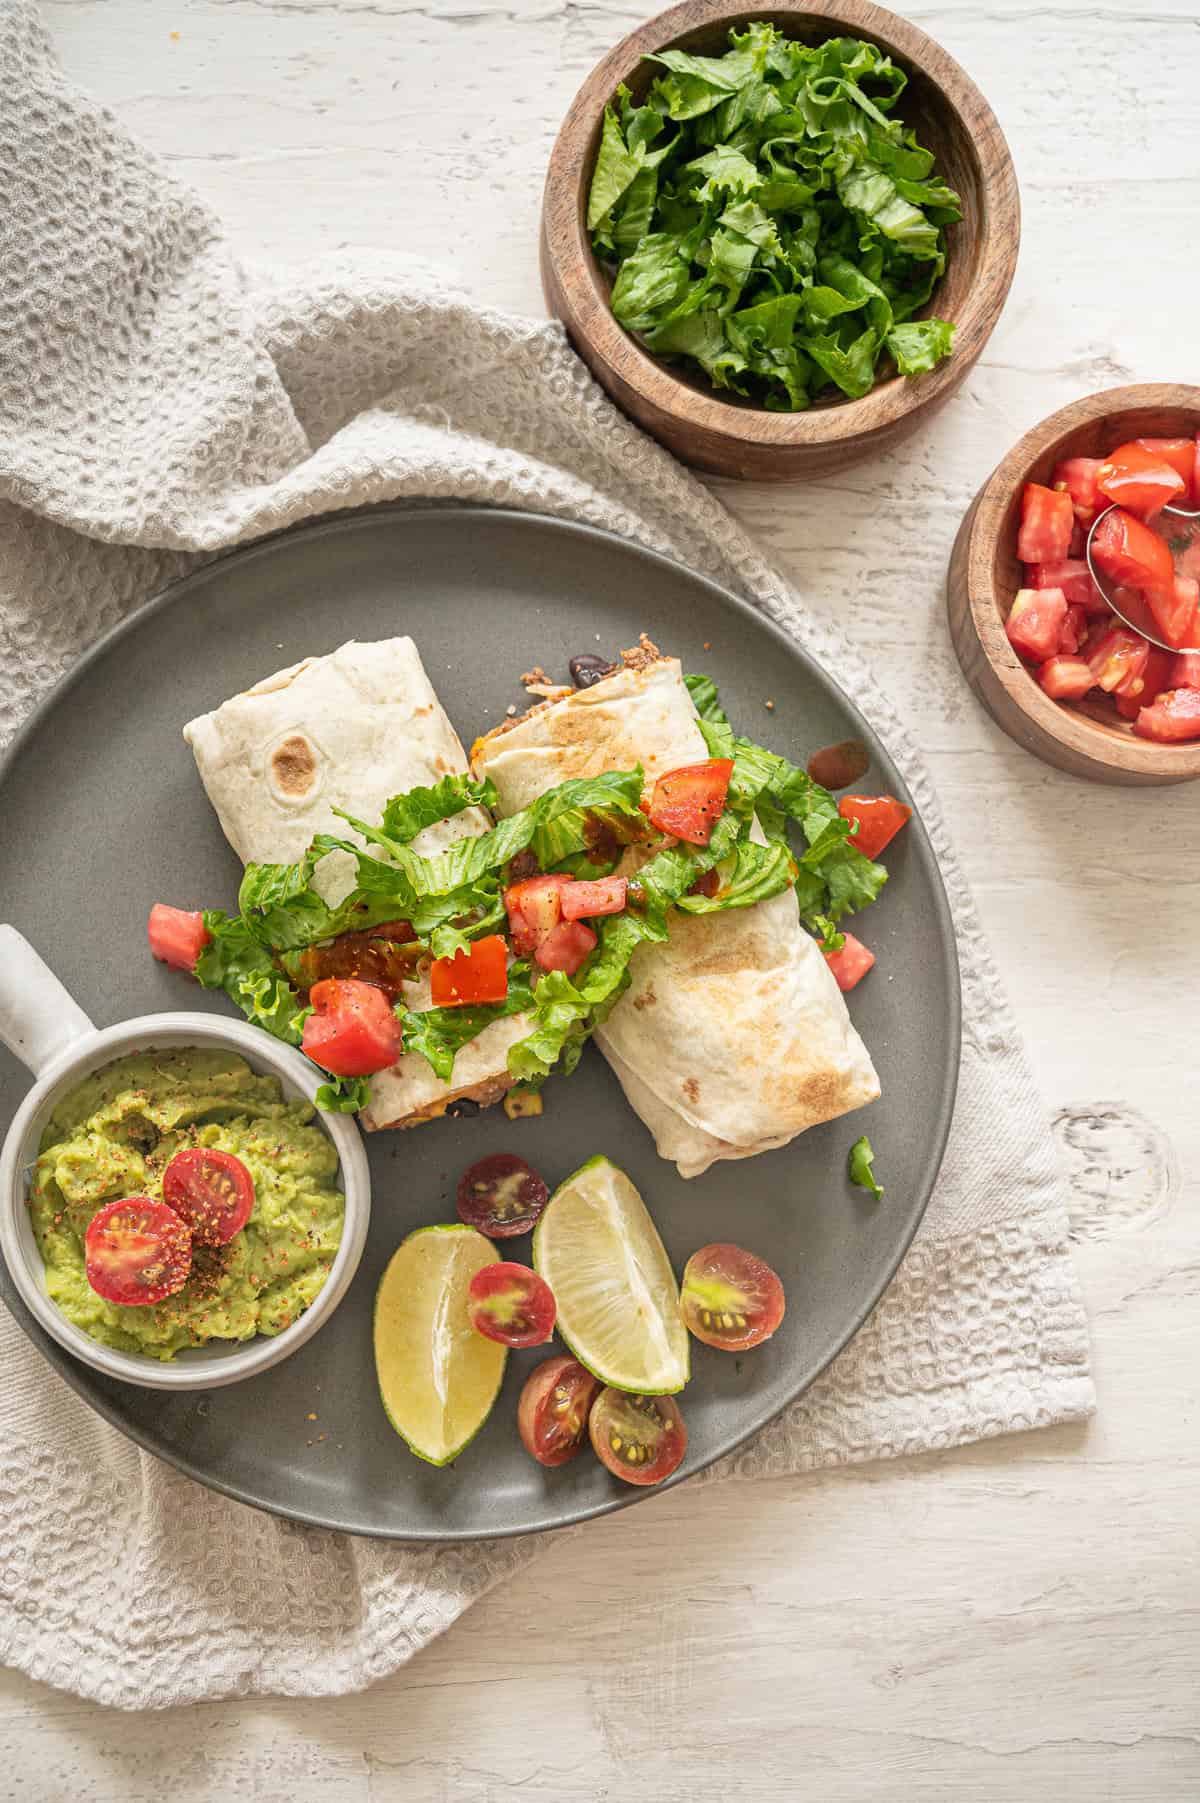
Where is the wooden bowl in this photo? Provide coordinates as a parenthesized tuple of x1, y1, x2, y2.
(947, 383, 1200, 787)
(541, 0, 1020, 481)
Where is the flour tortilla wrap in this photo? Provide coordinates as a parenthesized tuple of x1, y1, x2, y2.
(472, 650, 879, 1177)
(183, 637, 530, 1129)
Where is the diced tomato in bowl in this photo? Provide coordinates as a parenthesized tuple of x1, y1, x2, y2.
(1039, 657, 1095, 702)
(1134, 437, 1197, 505)
(1087, 626, 1150, 695)
(1134, 688, 1200, 743)
(1052, 456, 1103, 527)
(1025, 560, 1104, 615)
(1095, 442, 1186, 519)
(1114, 645, 1172, 720)
(1169, 648, 1200, 689)
(1058, 603, 1089, 655)
(1006, 588, 1067, 662)
(987, 413, 1200, 771)
(1017, 484, 1074, 563)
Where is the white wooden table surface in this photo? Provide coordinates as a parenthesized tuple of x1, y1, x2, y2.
(4, 1, 1198, 1796)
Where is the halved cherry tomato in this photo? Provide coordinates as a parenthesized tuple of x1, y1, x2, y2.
(823, 931, 874, 992)
(534, 920, 597, 975)
(1169, 649, 1200, 689)
(1134, 688, 1200, 743)
(1052, 456, 1104, 526)
(1134, 437, 1196, 505)
(1025, 559, 1105, 614)
(162, 1148, 255, 1246)
(559, 877, 627, 920)
(457, 1153, 550, 1239)
(430, 934, 508, 1007)
(1058, 602, 1089, 655)
(1090, 508, 1184, 644)
(1115, 645, 1172, 720)
(147, 903, 210, 973)
(301, 977, 402, 1078)
(1006, 588, 1068, 662)
(806, 739, 869, 790)
(467, 1262, 556, 1347)
(1087, 627, 1149, 695)
(1096, 443, 1186, 519)
(837, 794, 912, 861)
(1039, 656, 1095, 701)
(590, 1388, 687, 1487)
(517, 1355, 601, 1467)
(1018, 483, 1074, 563)
(503, 874, 572, 957)
(84, 1197, 192, 1306)
(680, 1242, 785, 1351)
(645, 759, 734, 847)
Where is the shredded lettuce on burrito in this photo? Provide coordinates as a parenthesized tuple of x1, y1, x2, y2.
(195, 679, 886, 1110)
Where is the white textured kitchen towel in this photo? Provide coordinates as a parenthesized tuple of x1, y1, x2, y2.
(0, 0, 1093, 1710)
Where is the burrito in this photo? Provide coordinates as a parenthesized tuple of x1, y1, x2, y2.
(472, 644, 880, 1177)
(184, 637, 532, 1129)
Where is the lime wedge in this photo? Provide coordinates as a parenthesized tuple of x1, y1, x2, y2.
(532, 1156, 689, 1395)
(374, 1223, 507, 1466)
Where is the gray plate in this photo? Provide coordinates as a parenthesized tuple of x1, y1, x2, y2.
(0, 506, 959, 1541)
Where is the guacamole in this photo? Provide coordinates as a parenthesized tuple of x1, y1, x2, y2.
(30, 1048, 344, 1360)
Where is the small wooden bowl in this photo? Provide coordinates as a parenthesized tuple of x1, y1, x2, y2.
(947, 383, 1200, 787)
(541, 0, 1020, 481)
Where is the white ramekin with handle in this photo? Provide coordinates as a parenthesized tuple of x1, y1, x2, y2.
(0, 925, 371, 1391)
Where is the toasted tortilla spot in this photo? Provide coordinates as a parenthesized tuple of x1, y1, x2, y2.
(269, 733, 320, 799)
(632, 987, 657, 1011)
(683, 1075, 700, 1103)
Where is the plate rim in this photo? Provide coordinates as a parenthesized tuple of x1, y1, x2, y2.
(0, 502, 961, 1541)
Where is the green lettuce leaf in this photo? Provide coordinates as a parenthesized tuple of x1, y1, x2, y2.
(685, 672, 889, 933)
(848, 1133, 884, 1200)
(589, 22, 958, 411)
(886, 317, 955, 375)
(400, 970, 536, 1082)
(380, 773, 496, 844)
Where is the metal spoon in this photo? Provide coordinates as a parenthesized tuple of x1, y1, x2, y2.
(1086, 500, 1200, 652)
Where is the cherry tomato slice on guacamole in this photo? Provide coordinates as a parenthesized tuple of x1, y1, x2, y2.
(590, 1388, 687, 1486)
(517, 1354, 601, 1467)
(467, 1261, 556, 1347)
(680, 1242, 786, 1351)
(162, 1148, 255, 1246)
(84, 1197, 193, 1307)
(457, 1152, 550, 1239)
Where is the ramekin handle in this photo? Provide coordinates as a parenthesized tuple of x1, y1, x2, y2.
(0, 926, 96, 1077)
